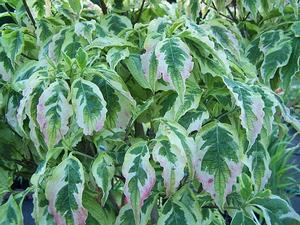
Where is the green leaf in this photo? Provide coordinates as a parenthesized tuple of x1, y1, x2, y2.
(68, 0, 82, 15)
(291, 21, 300, 37)
(259, 30, 283, 54)
(37, 80, 72, 148)
(0, 167, 12, 198)
(106, 47, 129, 69)
(0, 195, 23, 225)
(122, 141, 156, 225)
(223, 78, 264, 149)
(155, 37, 194, 101)
(157, 198, 196, 225)
(279, 37, 300, 91)
(76, 47, 88, 70)
(230, 212, 256, 225)
(1, 30, 24, 64)
(45, 155, 87, 225)
(195, 122, 242, 208)
(124, 53, 151, 89)
(245, 139, 271, 192)
(71, 78, 107, 135)
(261, 39, 292, 82)
(91, 152, 115, 206)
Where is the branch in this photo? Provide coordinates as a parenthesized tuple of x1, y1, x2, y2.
(99, 0, 107, 14)
(22, 0, 36, 29)
(135, 0, 146, 24)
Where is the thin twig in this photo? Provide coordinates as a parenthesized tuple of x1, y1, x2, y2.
(99, 0, 107, 14)
(226, 6, 236, 22)
(22, 0, 36, 28)
(135, 0, 146, 24)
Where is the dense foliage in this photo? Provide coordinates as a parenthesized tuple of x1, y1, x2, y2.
(0, 0, 300, 224)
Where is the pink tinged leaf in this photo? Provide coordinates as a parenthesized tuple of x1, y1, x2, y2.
(224, 160, 242, 195)
(37, 81, 72, 148)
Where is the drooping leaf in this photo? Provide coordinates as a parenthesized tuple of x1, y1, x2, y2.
(0, 49, 14, 81)
(1, 30, 24, 64)
(122, 141, 156, 225)
(156, 119, 196, 179)
(230, 212, 256, 225)
(45, 155, 87, 225)
(91, 152, 115, 206)
(37, 80, 72, 148)
(261, 39, 292, 83)
(140, 33, 162, 92)
(91, 65, 136, 106)
(157, 198, 196, 225)
(291, 21, 300, 37)
(279, 37, 300, 91)
(224, 77, 264, 149)
(115, 194, 158, 225)
(153, 138, 187, 196)
(71, 78, 107, 135)
(245, 139, 271, 192)
(249, 195, 300, 225)
(155, 37, 194, 100)
(253, 85, 276, 136)
(124, 53, 152, 89)
(0, 195, 23, 225)
(195, 122, 242, 208)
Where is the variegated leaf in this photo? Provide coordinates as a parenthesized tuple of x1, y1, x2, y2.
(156, 120, 196, 178)
(6, 94, 23, 136)
(178, 105, 209, 133)
(157, 199, 196, 225)
(124, 53, 151, 89)
(164, 80, 202, 120)
(0, 48, 14, 81)
(155, 37, 194, 100)
(1, 30, 24, 64)
(122, 141, 156, 225)
(45, 155, 87, 225)
(153, 137, 187, 196)
(245, 139, 271, 192)
(91, 65, 136, 106)
(250, 195, 300, 225)
(261, 39, 292, 83)
(0, 195, 23, 225)
(74, 20, 96, 43)
(253, 85, 276, 136)
(272, 94, 300, 133)
(101, 14, 132, 35)
(141, 33, 162, 92)
(37, 80, 72, 148)
(195, 122, 242, 208)
(279, 37, 300, 91)
(259, 30, 283, 54)
(223, 77, 264, 149)
(292, 21, 300, 37)
(71, 78, 107, 135)
(115, 194, 158, 225)
(243, 0, 259, 19)
(106, 47, 129, 69)
(91, 152, 115, 206)
(230, 212, 256, 225)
